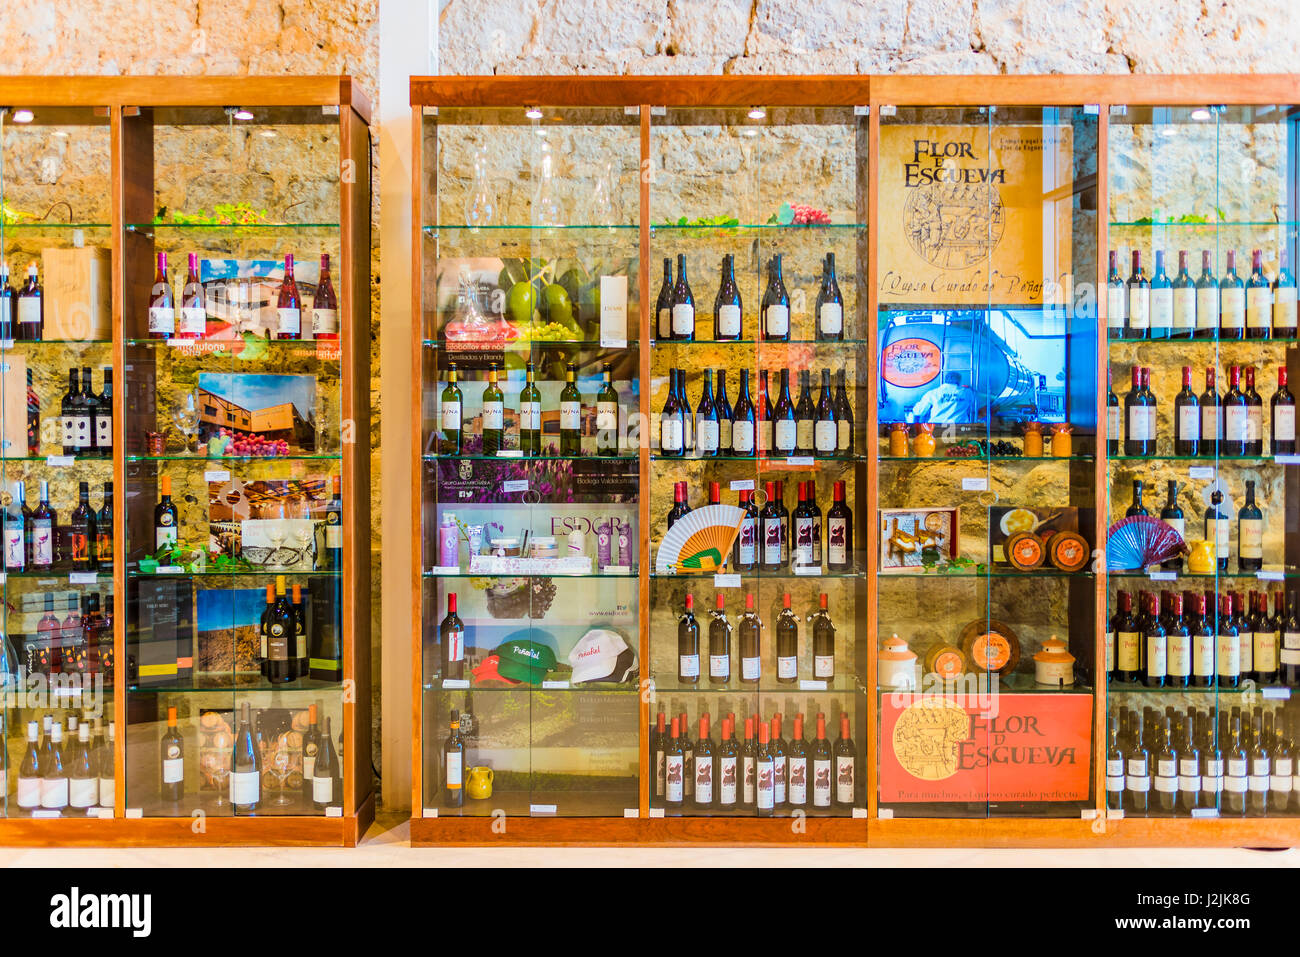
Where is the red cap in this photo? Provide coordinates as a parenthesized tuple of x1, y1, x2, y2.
(745, 593, 754, 610)
(774, 480, 784, 500)
(448, 593, 457, 613)
(721, 718, 731, 741)
(765, 480, 775, 499)
(793, 713, 804, 738)
(685, 593, 694, 610)
(709, 481, 720, 502)
(715, 593, 725, 610)
(772, 713, 783, 738)
(657, 712, 665, 731)
(674, 483, 685, 503)
(841, 714, 851, 737)
(819, 593, 828, 609)
(670, 717, 679, 738)
(782, 593, 791, 609)
(744, 717, 753, 740)
(833, 480, 845, 502)
(759, 722, 769, 744)
(699, 714, 710, 738)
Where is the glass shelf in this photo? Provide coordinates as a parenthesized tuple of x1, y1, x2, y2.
(422, 453, 636, 463)
(0, 455, 111, 463)
(423, 569, 638, 579)
(126, 222, 340, 232)
(129, 567, 343, 578)
(1107, 682, 1294, 695)
(126, 453, 343, 463)
(879, 454, 1095, 463)
(648, 569, 860, 580)
(1108, 336, 1299, 344)
(1107, 569, 1299, 580)
(650, 222, 868, 232)
(425, 223, 638, 233)
(877, 673, 1095, 696)
(650, 338, 871, 347)
(879, 568, 1094, 579)
(128, 678, 343, 694)
(1110, 454, 1294, 463)
(1109, 220, 1300, 228)
(0, 339, 112, 346)
(0, 222, 110, 230)
(651, 674, 864, 695)
(428, 678, 636, 693)
(649, 453, 868, 464)
(423, 338, 630, 351)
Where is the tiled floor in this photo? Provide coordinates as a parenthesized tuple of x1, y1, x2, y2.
(1, 814, 1297, 866)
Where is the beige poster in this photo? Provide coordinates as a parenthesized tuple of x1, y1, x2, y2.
(878, 123, 1075, 307)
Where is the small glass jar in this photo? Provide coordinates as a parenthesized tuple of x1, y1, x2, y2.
(1049, 422, 1073, 457)
(913, 423, 936, 457)
(888, 422, 909, 457)
(1023, 421, 1044, 457)
(530, 536, 558, 559)
(490, 537, 520, 558)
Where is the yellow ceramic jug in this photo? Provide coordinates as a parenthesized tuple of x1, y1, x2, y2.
(1186, 540, 1215, 575)
(467, 766, 494, 800)
(913, 423, 936, 457)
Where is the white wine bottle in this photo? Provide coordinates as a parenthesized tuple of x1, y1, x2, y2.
(230, 702, 260, 812)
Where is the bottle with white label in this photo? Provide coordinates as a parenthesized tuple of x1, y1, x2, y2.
(834, 713, 855, 807)
(178, 252, 207, 338)
(1237, 479, 1264, 571)
(1124, 365, 1156, 456)
(276, 253, 302, 340)
(1219, 249, 1245, 339)
(41, 721, 69, 811)
(159, 706, 184, 802)
(15, 263, 42, 341)
(440, 592, 465, 681)
(755, 722, 775, 816)
(17, 721, 42, 809)
(1221, 365, 1249, 456)
(312, 253, 339, 340)
(826, 479, 852, 572)
(761, 254, 790, 341)
(1194, 249, 1219, 338)
(230, 702, 261, 813)
(596, 362, 621, 456)
(810, 713, 832, 808)
(670, 253, 695, 341)
(1245, 248, 1273, 339)
(655, 258, 673, 340)
(480, 364, 505, 455)
(774, 593, 799, 684)
(517, 361, 542, 457)
(1223, 715, 1248, 815)
(733, 489, 758, 571)
(738, 592, 762, 684)
(3, 480, 25, 571)
(659, 368, 685, 457)
(664, 717, 685, 808)
(1106, 249, 1127, 337)
(1125, 249, 1150, 339)
(1170, 249, 1196, 338)
(1274, 249, 1298, 338)
(439, 363, 463, 455)
(1200, 366, 1221, 457)
(1104, 716, 1124, 810)
(1173, 365, 1200, 456)
(708, 593, 731, 685)
(1149, 249, 1172, 338)
(692, 368, 718, 457)
(816, 252, 843, 340)
(693, 715, 715, 809)
(1125, 712, 1150, 814)
(147, 252, 175, 339)
(717, 718, 738, 808)
(558, 362, 582, 455)
(677, 593, 700, 684)
(772, 368, 797, 454)
(312, 716, 340, 810)
(713, 254, 742, 340)
(730, 369, 755, 456)
(786, 714, 808, 808)
(68, 723, 97, 813)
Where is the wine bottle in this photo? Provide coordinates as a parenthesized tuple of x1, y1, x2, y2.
(731, 369, 755, 455)
(179, 252, 207, 338)
(1114, 590, 1140, 684)
(1159, 480, 1184, 571)
(760, 481, 782, 570)
(761, 255, 790, 340)
(665, 480, 691, 530)
(517, 361, 541, 457)
(1188, 251, 1217, 340)
(93, 369, 113, 458)
(1205, 490, 1230, 572)
(440, 592, 465, 681)
(655, 257, 673, 340)
(70, 481, 96, 571)
(756, 370, 772, 455)
(771, 713, 788, 806)
(1197, 366, 1220, 457)
(792, 481, 815, 569)
(715, 369, 732, 453)
(714, 254, 742, 340)
(1153, 717, 1178, 812)
(1126, 250, 1150, 339)
(717, 717, 738, 808)
(813, 369, 837, 455)
(1244, 366, 1264, 456)
(257, 583, 274, 679)
(312, 716, 339, 810)
(1198, 709, 1223, 808)
(739, 717, 757, 809)
(1253, 591, 1279, 686)
(775, 593, 798, 684)
(739, 592, 761, 684)
(1143, 591, 1167, 688)
(31, 480, 55, 571)
(776, 481, 790, 567)
(3, 481, 25, 571)
(1271, 366, 1295, 455)
(1224, 715, 1247, 816)
(292, 583, 309, 677)
(596, 362, 620, 456)
(693, 368, 718, 457)
(154, 474, 178, 552)
(1105, 716, 1125, 810)
(1166, 593, 1191, 689)
(1173, 366, 1200, 456)
(649, 711, 666, 801)
(677, 593, 700, 684)
(443, 709, 463, 808)
(1281, 593, 1300, 688)
(160, 706, 184, 802)
(1274, 249, 1298, 338)
(1246, 249, 1273, 339)
(78, 366, 99, 456)
(1220, 250, 1246, 339)
(1222, 365, 1250, 456)
(1177, 709, 1201, 812)
(41, 721, 68, 811)
(1105, 370, 1120, 456)
(793, 369, 815, 455)
(480, 364, 505, 455)
(266, 576, 298, 682)
(1238, 479, 1264, 572)
(1171, 250, 1196, 338)
(826, 479, 852, 572)
(833, 369, 854, 454)
(787, 714, 808, 808)
(26, 368, 39, 456)
(1149, 249, 1172, 338)
(228, 704, 260, 813)
(276, 254, 302, 339)
(1124, 366, 1155, 455)
(559, 362, 581, 455)
(665, 717, 684, 808)
(694, 714, 715, 808)
(733, 489, 758, 571)
(60, 368, 82, 456)
(670, 253, 696, 341)
(147, 253, 175, 339)
(1125, 710, 1150, 815)
(1218, 593, 1241, 689)
(1269, 710, 1292, 812)
(755, 721, 775, 816)
(834, 713, 855, 807)
(676, 370, 691, 457)
(440, 363, 463, 455)
(0, 260, 13, 340)
(17, 721, 41, 810)
(312, 253, 339, 340)
(301, 705, 321, 800)
(1126, 479, 1149, 518)
(811, 713, 832, 809)
(812, 593, 835, 681)
(709, 593, 731, 685)
(1106, 249, 1127, 338)
(816, 253, 844, 340)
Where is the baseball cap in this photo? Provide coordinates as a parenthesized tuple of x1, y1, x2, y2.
(471, 654, 520, 687)
(569, 628, 637, 684)
(493, 635, 558, 684)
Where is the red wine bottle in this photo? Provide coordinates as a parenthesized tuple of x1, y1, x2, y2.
(693, 714, 715, 808)
(811, 713, 832, 808)
(775, 593, 798, 683)
(760, 481, 782, 570)
(70, 481, 96, 571)
(1220, 250, 1245, 339)
(178, 252, 206, 338)
(755, 721, 774, 816)
(731, 369, 755, 456)
(1237, 480, 1264, 572)
(670, 253, 695, 341)
(1126, 250, 1150, 339)
(812, 593, 835, 681)
(1165, 593, 1191, 689)
(826, 479, 852, 571)
(761, 255, 790, 341)
(740, 717, 757, 809)
(772, 368, 796, 455)
(266, 576, 298, 683)
(733, 488, 757, 570)
(1171, 249, 1195, 338)
(1244, 366, 1264, 456)
(312, 253, 339, 340)
(1143, 591, 1167, 688)
(677, 593, 700, 684)
(276, 254, 302, 339)
(1217, 593, 1241, 690)
(1271, 366, 1295, 454)
(1245, 248, 1272, 339)
(1222, 365, 1250, 456)
(713, 254, 741, 341)
(147, 252, 174, 339)
(666, 480, 691, 529)
(717, 717, 738, 808)
(1114, 590, 1140, 684)
(655, 257, 673, 340)
(787, 714, 808, 808)
(1124, 366, 1156, 455)
(770, 713, 788, 806)
(1200, 367, 1221, 457)
(664, 717, 684, 808)
(1173, 365, 1200, 456)
(834, 713, 856, 807)
(440, 592, 465, 681)
(651, 711, 666, 800)
(816, 253, 844, 340)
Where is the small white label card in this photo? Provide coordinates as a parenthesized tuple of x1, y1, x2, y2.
(600, 275, 628, 348)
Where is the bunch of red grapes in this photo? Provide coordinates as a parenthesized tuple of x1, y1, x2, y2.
(218, 427, 289, 457)
(789, 203, 832, 225)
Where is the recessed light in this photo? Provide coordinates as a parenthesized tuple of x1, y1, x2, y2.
(259, 130, 277, 138)
(747, 107, 766, 120)
(525, 107, 543, 120)
(234, 108, 254, 121)
(52, 130, 69, 137)
(1191, 108, 1211, 121)
(12, 109, 34, 124)
(1160, 127, 1178, 137)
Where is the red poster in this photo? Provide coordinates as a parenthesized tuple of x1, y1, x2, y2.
(879, 693, 1092, 803)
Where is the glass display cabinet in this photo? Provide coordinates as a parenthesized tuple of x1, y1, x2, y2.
(0, 77, 372, 845)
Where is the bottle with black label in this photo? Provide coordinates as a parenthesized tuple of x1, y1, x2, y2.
(266, 576, 298, 683)
(70, 482, 96, 571)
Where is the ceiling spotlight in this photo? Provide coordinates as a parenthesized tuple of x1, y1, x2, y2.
(234, 108, 254, 121)
(747, 107, 766, 120)
(12, 109, 34, 124)
(1190, 108, 1211, 121)
(525, 107, 543, 120)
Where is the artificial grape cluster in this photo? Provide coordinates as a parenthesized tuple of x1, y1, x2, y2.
(217, 427, 290, 457)
(787, 203, 832, 226)
(943, 439, 1023, 457)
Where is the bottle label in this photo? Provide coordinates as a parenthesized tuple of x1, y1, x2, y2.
(1165, 517, 1185, 540)
(1247, 286, 1272, 327)
(679, 654, 700, 679)
(1191, 633, 1214, 676)
(1196, 286, 1219, 328)
(774, 419, 797, 452)
(757, 760, 774, 809)
(40, 775, 69, 808)
(1127, 774, 1150, 793)
(1156, 759, 1175, 777)
(814, 420, 836, 453)
(33, 518, 53, 565)
(719, 417, 732, 450)
(828, 518, 847, 565)
(148, 306, 175, 335)
(326, 524, 343, 550)
(716, 304, 741, 337)
(277, 307, 301, 335)
(654, 751, 665, 796)
(1221, 287, 1245, 327)
(1107, 405, 1122, 440)
(445, 751, 462, 788)
(696, 418, 719, 452)
(777, 655, 797, 679)
(1173, 287, 1196, 329)
(4, 528, 24, 569)
(757, 419, 773, 453)
(95, 414, 111, 449)
(741, 756, 754, 803)
(1107, 287, 1126, 326)
(313, 775, 334, 804)
(762, 517, 782, 565)
(794, 516, 815, 565)
(1239, 518, 1263, 558)
(1154, 774, 1178, 793)
(559, 401, 581, 431)
(481, 401, 504, 430)
(1275, 406, 1296, 443)
(521, 400, 541, 432)
(1128, 287, 1149, 328)
(1177, 405, 1200, 442)
(719, 756, 737, 804)
(1286, 630, 1300, 651)
(1145, 635, 1166, 678)
(311, 307, 339, 336)
(1217, 633, 1240, 675)
(1117, 631, 1140, 671)
(17, 776, 41, 808)
(774, 757, 786, 804)
(732, 420, 754, 454)
(671, 304, 694, 336)
(180, 306, 207, 335)
(1240, 631, 1254, 672)
(795, 419, 815, 451)
(1248, 406, 1263, 444)
(837, 419, 851, 452)
(764, 305, 789, 336)
(1106, 775, 1125, 792)
(74, 415, 91, 450)
(658, 308, 671, 339)
(812, 758, 832, 806)
(1104, 631, 1114, 674)
(1210, 518, 1230, 558)
(819, 303, 843, 335)
(99, 777, 114, 807)
(1273, 773, 1293, 792)
(695, 760, 713, 804)
(660, 416, 683, 452)
(1202, 404, 1220, 440)
(709, 654, 729, 680)
(787, 756, 807, 804)
(303, 754, 316, 782)
(835, 755, 854, 803)
(1253, 631, 1278, 672)
(441, 402, 461, 432)
(741, 656, 760, 681)
(596, 401, 618, 433)
(446, 629, 464, 664)
(17, 298, 41, 326)
(1150, 287, 1172, 328)
(70, 778, 97, 808)
(737, 516, 757, 565)
(1179, 757, 1199, 776)
(62, 415, 76, 449)
(1127, 757, 1147, 776)
(1106, 759, 1124, 776)
(1274, 286, 1297, 325)
(162, 756, 183, 784)
(815, 654, 834, 679)
(1166, 638, 1191, 677)
(1128, 406, 1155, 441)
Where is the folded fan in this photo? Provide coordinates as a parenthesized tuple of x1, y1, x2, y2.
(654, 504, 746, 574)
(1106, 515, 1186, 570)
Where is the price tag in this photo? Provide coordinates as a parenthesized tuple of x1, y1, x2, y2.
(649, 807, 665, 818)
(729, 479, 755, 492)
(786, 456, 814, 467)
(496, 450, 523, 458)
(156, 565, 184, 574)
(793, 566, 823, 576)
(88, 807, 114, 819)
(125, 808, 143, 819)
(501, 479, 529, 494)
(1275, 454, 1300, 466)
(799, 680, 827, 691)
(46, 455, 74, 467)
(713, 574, 741, 589)
(961, 476, 988, 491)
(1188, 466, 1216, 480)
(69, 572, 97, 584)
(422, 808, 439, 818)
(541, 680, 570, 689)
(31, 809, 62, 819)
(1191, 807, 1219, 819)
(429, 567, 461, 576)
(1106, 808, 1125, 820)
(0, 340, 13, 351)
(529, 804, 557, 816)
(851, 807, 869, 819)
(0, 573, 5, 585)
(1263, 687, 1291, 700)
(1256, 571, 1285, 581)
(877, 807, 894, 819)
(1080, 808, 1098, 820)
(442, 679, 470, 690)
(623, 808, 639, 818)
(325, 806, 343, 818)
(204, 470, 231, 483)
(1148, 571, 1178, 581)
(603, 565, 631, 575)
